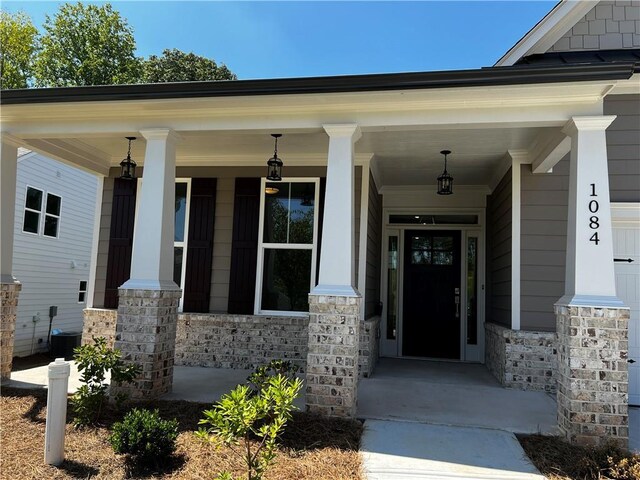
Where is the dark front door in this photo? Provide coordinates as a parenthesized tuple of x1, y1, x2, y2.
(403, 230, 461, 359)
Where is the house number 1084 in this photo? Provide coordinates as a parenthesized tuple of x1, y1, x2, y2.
(589, 183, 600, 245)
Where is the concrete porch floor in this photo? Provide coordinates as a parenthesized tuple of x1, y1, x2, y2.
(357, 358, 558, 434)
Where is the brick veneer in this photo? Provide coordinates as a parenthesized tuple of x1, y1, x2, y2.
(82, 308, 117, 348)
(1, 282, 21, 381)
(485, 323, 557, 393)
(306, 294, 361, 418)
(175, 313, 309, 370)
(110, 288, 182, 400)
(359, 316, 380, 378)
(555, 304, 630, 447)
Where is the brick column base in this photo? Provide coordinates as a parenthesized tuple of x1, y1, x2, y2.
(555, 304, 630, 448)
(306, 294, 361, 417)
(1, 282, 21, 382)
(111, 288, 181, 400)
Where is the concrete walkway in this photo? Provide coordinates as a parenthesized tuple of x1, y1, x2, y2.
(361, 420, 545, 480)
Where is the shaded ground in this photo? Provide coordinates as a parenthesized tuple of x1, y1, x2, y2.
(12, 353, 52, 371)
(0, 387, 363, 480)
(519, 434, 640, 480)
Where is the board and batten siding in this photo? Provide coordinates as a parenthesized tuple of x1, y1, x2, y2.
(13, 153, 98, 357)
(365, 172, 382, 319)
(518, 93, 640, 332)
(486, 167, 512, 328)
(354, 166, 362, 288)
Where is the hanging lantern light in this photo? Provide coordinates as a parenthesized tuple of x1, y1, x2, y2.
(437, 149, 454, 195)
(119, 136, 137, 180)
(266, 133, 283, 181)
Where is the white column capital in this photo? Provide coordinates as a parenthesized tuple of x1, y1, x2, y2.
(322, 124, 362, 142)
(562, 116, 616, 136)
(139, 128, 182, 144)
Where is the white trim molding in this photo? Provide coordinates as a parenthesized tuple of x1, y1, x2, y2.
(508, 150, 527, 331)
(495, 0, 598, 66)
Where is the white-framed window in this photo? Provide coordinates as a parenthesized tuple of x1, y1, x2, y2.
(78, 281, 88, 303)
(134, 178, 191, 311)
(255, 178, 320, 315)
(22, 186, 62, 238)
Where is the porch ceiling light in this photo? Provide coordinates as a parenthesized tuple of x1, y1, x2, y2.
(119, 136, 137, 180)
(437, 149, 454, 195)
(266, 133, 283, 181)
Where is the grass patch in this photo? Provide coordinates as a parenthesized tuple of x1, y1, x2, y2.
(519, 434, 640, 480)
(0, 387, 364, 479)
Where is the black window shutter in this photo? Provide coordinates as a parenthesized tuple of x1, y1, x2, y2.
(228, 178, 261, 314)
(183, 178, 217, 313)
(104, 178, 137, 308)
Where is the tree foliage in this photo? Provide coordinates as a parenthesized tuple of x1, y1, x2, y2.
(34, 2, 141, 87)
(0, 11, 39, 89)
(142, 48, 236, 83)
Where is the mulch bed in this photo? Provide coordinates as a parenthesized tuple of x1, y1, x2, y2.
(0, 387, 364, 479)
(519, 434, 640, 480)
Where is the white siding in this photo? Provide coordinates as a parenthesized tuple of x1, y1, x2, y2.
(12, 153, 98, 357)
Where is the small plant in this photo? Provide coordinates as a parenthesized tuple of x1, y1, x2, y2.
(197, 373, 303, 480)
(109, 408, 179, 467)
(247, 359, 300, 395)
(71, 337, 140, 427)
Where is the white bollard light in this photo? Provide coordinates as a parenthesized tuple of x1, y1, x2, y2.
(44, 357, 70, 466)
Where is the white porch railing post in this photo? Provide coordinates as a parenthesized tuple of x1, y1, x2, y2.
(44, 358, 70, 466)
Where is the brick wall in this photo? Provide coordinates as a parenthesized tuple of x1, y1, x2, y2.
(175, 313, 309, 370)
(485, 322, 557, 393)
(359, 316, 380, 377)
(82, 308, 117, 348)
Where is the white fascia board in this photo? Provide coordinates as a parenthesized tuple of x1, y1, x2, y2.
(495, 1, 599, 67)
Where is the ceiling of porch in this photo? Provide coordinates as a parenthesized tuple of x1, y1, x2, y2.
(34, 125, 554, 188)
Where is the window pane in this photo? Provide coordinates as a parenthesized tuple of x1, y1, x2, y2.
(25, 187, 42, 211)
(289, 183, 314, 244)
(44, 215, 58, 237)
(78, 291, 86, 302)
(432, 251, 453, 265)
(263, 182, 290, 243)
(173, 247, 183, 287)
(389, 214, 478, 225)
(23, 211, 39, 234)
(433, 236, 453, 250)
(46, 194, 61, 216)
(387, 236, 398, 340)
(467, 237, 478, 345)
(261, 249, 311, 312)
(412, 250, 431, 265)
(79, 281, 87, 291)
(175, 183, 188, 242)
(411, 236, 431, 250)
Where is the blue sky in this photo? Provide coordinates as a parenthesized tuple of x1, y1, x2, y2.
(3, 1, 557, 79)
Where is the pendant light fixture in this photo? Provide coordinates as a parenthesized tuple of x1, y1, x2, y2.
(437, 149, 454, 195)
(119, 136, 137, 180)
(266, 133, 283, 181)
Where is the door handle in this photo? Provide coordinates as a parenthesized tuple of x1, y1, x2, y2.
(455, 294, 460, 319)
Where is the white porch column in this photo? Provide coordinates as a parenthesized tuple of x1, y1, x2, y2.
(0, 135, 22, 381)
(313, 124, 362, 296)
(306, 124, 362, 418)
(123, 128, 180, 290)
(559, 116, 620, 306)
(555, 115, 630, 448)
(113, 128, 181, 399)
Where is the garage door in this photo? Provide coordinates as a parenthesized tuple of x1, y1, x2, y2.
(613, 205, 640, 407)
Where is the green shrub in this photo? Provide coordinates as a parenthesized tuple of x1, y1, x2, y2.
(109, 408, 179, 466)
(71, 337, 140, 427)
(247, 359, 300, 396)
(197, 373, 303, 480)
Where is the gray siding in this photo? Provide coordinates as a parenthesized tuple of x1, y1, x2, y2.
(605, 94, 640, 202)
(365, 172, 382, 319)
(549, 1, 640, 52)
(13, 153, 98, 356)
(354, 166, 362, 288)
(486, 168, 512, 328)
(92, 177, 113, 307)
(520, 159, 569, 332)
